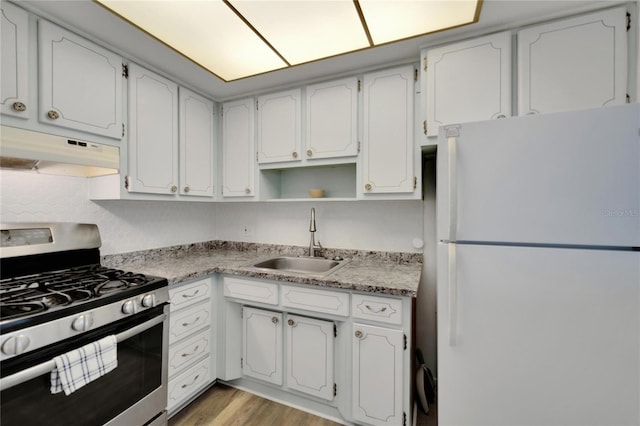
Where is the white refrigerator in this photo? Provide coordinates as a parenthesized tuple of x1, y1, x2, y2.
(437, 104, 640, 426)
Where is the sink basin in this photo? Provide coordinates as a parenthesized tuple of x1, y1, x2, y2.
(248, 256, 348, 276)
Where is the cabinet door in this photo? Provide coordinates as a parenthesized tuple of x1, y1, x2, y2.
(257, 89, 302, 164)
(362, 66, 415, 194)
(127, 63, 178, 195)
(425, 32, 511, 136)
(242, 307, 283, 385)
(38, 20, 122, 139)
(518, 7, 627, 115)
(222, 98, 255, 197)
(352, 323, 404, 426)
(306, 77, 358, 160)
(1, 1, 29, 119)
(179, 87, 215, 197)
(285, 314, 334, 401)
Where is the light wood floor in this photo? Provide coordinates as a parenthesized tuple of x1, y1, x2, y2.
(169, 383, 438, 426)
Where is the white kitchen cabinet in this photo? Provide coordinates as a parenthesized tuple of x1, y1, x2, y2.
(424, 31, 511, 137)
(362, 65, 416, 195)
(179, 87, 216, 197)
(518, 7, 628, 115)
(352, 323, 404, 426)
(285, 314, 335, 401)
(38, 20, 123, 139)
(1, 1, 29, 119)
(305, 77, 359, 160)
(222, 98, 255, 198)
(242, 307, 283, 385)
(257, 89, 302, 164)
(126, 63, 179, 195)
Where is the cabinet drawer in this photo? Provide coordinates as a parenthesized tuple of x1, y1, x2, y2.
(167, 355, 211, 412)
(351, 294, 403, 325)
(281, 285, 349, 317)
(168, 328, 211, 378)
(169, 301, 211, 343)
(224, 277, 278, 305)
(169, 278, 211, 312)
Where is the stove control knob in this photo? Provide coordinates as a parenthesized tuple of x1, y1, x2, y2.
(71, 314, 94, 332)
(141, 294, 155, 308)
(1, 335, 30, 356)
(122, 300, 136, 315)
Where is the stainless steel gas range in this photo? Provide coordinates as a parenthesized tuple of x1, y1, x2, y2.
(0, 223, 169, 426)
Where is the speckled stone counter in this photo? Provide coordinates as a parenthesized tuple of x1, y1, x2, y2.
(103, 241, 422, 297)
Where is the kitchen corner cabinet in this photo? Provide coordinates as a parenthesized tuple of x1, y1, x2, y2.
(423, 31, 512, 137)
(38, 20, 123, 139)
(306, 77, 359, 160)
(179, 87, 216, 197)
(257, 89, 302, 164)
(518, 7, 628, 115)
(126, 63, 179, 195)
(222, 98, 255, 198)
(1, 1, 29, 119)
(362, 65, 416, 195)
(352, 324, 404, 426)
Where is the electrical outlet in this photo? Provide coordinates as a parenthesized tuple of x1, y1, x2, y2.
(242, 225, 253, 236)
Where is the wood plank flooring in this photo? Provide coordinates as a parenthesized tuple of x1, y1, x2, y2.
(169, 383, 438, 426)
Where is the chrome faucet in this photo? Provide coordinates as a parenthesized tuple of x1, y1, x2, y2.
(309, 208, 322, 257)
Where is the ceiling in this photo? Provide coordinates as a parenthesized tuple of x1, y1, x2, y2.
(20, 0, 620, 102)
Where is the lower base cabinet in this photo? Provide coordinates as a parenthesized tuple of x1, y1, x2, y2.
(242, 307, 283, 385)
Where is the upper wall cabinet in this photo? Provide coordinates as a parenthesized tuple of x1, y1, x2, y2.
(1, 1, 29, 119)
(257, 89, 302, 164)
(127, 63, 179, 195)
(424, 31, 512, 137)
(518, 7, 628, 115)
(362, 65, 416, 195)
(38, 20, 123, 139)
(305, 77, 359, 160)
(179, 88, 216, 197)
(222, 98, 255, 198)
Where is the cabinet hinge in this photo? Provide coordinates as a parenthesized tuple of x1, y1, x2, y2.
(413, 177, 417, 190)
(256, 99, 259, 110)
(423, 56, 427, 71)
(357, 141, 361, 153)
(423, 120, 427, 135)
(241, 358, 243, 368)
(122, 123, 125, 137)
(256, 151, 259, 163)
(627, 12, 631, 31)
(626, 93, 631, 103)
(357, 79, 361, 92)
(124, 175, 129, 190)
(220, 106, 223, 116)
(122, 64, 128, 79)
(403, 411, 407, 426)
(404, 333, 408, 350)
(333, 324, 337, 338)
(414, 68, 418, 81)
(333, 383, 337, 397)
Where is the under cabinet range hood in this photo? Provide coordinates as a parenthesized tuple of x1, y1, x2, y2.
(0, 126, 119, 177)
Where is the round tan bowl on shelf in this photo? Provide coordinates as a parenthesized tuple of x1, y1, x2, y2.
(308, 189, 325, 198)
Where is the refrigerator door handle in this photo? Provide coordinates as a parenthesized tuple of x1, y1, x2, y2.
(448, 136, 458, 241)
(448, 243, 458, 346)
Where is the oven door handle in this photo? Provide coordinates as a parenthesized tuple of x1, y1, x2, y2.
(0, 313, 167, 392)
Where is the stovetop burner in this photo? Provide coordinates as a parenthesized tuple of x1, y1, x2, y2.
(0, 265, 159, 322)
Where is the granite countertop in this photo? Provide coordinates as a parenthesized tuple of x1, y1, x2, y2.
(103, 241, 422, 297)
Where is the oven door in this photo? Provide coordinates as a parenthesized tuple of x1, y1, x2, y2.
(0, 304, 169, 426)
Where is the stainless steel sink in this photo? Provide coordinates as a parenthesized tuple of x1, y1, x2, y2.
(248, 256, 348, 276)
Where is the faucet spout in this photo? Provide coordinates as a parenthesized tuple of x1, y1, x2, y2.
(308, 208, 322, 257)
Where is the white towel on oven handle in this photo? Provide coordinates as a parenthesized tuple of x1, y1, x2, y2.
(50, 335, 118, 396)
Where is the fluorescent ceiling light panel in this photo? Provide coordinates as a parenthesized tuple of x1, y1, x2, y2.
(359, 0, 480, 44)
(229, 0, 370, 65)
(96, 0, 481, 82)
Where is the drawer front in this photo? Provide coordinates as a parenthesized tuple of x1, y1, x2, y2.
(351, 294, 403, 325)
(168, 328, 211, 378)
(169, 301, 211, 343)
(223, 277, 278, 305)
(169, 278, 211, 312)
(281, 285, 349, 317)
(167, 355, 211, 412)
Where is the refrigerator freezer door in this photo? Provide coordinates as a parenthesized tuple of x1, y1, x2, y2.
(437, 243, 640, 426)
(437, 104, 640, 247)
